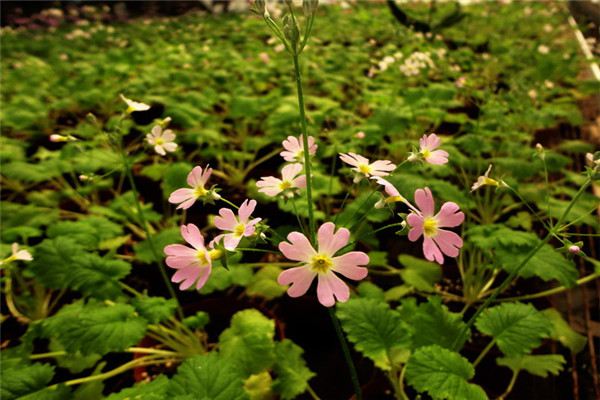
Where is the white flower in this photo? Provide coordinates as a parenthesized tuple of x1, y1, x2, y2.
(146, 125, 177, 156)
(120, 94, 150, 114)
(0, 243, 33, 266)
(537, 45, 550, 54)
(471, 165, 506, 192)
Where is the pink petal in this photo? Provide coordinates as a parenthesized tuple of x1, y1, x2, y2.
(258, 185, 282, 197)
(195, 265, 212, 290)
(279, 232, 316, 262)
(177, 197, 197, 210)
(407, 226, 423, 242)
(332, 252, 369, 280)
(420, 133, 440, 151)
(307, 136, 317, 154)
(281, 163, 303, 181)
(293, 175, 306, 189)
(162, 130, 175, 141)
(373, 177, 400, 197)
(425, 150, 448, 165)
(370, 160, 396, 173)
(181, 224, 205, 250)
(223, 234, 242, 251)
(163, 142, 177, 152)
(169, 188, 195, 204)
(151, 125, 162, 136)
(278, 266, 316, 297)
(435, 202, 464, 228)
(238, 199, 257, 223)
(282, 136, 300, 152)
(280, 150, 296, 162)
(317, 222, 350, 256)
(166, 255, 200, 269)
(154, 145, 166, 156)
(423, 237, 444, 264)
(172, 266, 200, 290)
(432, 229, 463, 258)
(164, 244, 197, 257)
(406, 213, 424, 237)
(215, 208, 237, 231)
(243, 224, 256, 237)
(317, 272, 350, 307)
(414, 187, 435, 217)
(187, 166, 204, 187)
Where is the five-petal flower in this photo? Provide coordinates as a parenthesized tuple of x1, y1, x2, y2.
(213, 199, 262, 251)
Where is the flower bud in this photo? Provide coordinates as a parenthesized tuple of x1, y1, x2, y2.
(568, 245, 581, 254)
(354, 131, 365, 139)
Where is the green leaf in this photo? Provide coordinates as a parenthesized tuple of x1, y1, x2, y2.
(356, 281, 386, 300)
(170, 353, 247, 400)
(246, 265, 287, 300)
(183, 311, 210, 330)
(337, 298, 410, 370)
(398, 297, 469, 350)
(244, 371, 274, 400)
(475, 302, 551, 357)
(47, 216, 122, 250)
(162, 162, 193, 200)
(406, 345, 487, 400)
(542, 308, 586, 353)
(134, 227, 180, 264)
(398, 254, 442, 292)
(219, 309, 276, 376)
(105, 375, 170, 400)
(132, 296, 178, 324)
(497, 354, 565, 377)
(29, 237, 130, 298)
(272, 340, 314, 400)
(0, 362, 55, 400)
(49, 339, 101, 374)
(43, 300, 147, 356)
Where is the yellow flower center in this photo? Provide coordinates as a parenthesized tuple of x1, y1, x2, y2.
(310, 254, 333, 273)
(423, 217, 438, 237)
(295, 150, 305, 161)
(358, 164, 372, 175)
(194, 186, 208, 198)
(279, 180, 292, 191)
(196, 250, 208, 264)
(208, 249, 222, 260)
(155, 137, 165, 146)
(233, 223, 246, 237)
(421, 149, 431, 159)
(483, 177, 499, 187)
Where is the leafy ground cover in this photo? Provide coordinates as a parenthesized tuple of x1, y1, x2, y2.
(1, 1, 599, 399)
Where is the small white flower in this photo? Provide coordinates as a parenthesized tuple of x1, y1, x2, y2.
(471, 165, 506, 192)
(146, 125, 177, 156)
(0, 243, 33, 266)
(537, 45, 550, 54)
(120, 94, 150, 114)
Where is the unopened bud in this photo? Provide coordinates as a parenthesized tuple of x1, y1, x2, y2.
(355, 131, 365, 139)
(535, 143, 545, 160)
(568, 245, 581, 254)
(50, 134, 67, 142)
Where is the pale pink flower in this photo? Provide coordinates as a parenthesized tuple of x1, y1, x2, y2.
(146, 125, 177, 156)
(372, 177, 419, 212)
(256, 163, 306, 197)
(213, 199, 262, 251)
(280, 135, 317, 163)
(339, 152, 396, 182)
(164, 224, 215, 290)
(168, 165, 213, 209)
(418, 134, 448, 165)
(277, 222, 369, 307)
(407, 187, 464, 265)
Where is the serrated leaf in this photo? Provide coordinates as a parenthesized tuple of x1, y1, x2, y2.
(105, 375, 170, 400)
(43, 300, 147, 356)
(246, 265, 287, 300)
(542, 308, 586, 353)
(219, 309, 276, 376)
(497, 354, 565, 377)
(475, 302, 551, 357)
(29, 237, 130, 298)
(356, 281, 386, 300)
(398, 297, 469, 350)
(272, 340, 314, 400)
(398, 254, 442, 292)
(132, 296, 177, 324)
(170, 353, 247, 400)
(0, 362, 55, 400)
(47, 216, 122, 250)
(406, 345, 487, 400)
(244, 371, 274, 400)
(337, 298, 410, 370)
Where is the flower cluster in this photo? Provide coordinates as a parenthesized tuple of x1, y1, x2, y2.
(399, 51, 434, 77)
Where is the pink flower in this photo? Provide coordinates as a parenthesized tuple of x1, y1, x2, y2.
(339, 152, 396, 182)
(168, 165, 213, 210)
(164, 224, 215, 290)
(407, 187, 464, 264)
(280, 135, 317, 163)
(418, 134, 448, 165)
(277, 222, 369, 307)
(372, 177, 419, 212)
(256, 163, 306, 197)
(146, 125, 177, 156)
(213, 199, 262, 251)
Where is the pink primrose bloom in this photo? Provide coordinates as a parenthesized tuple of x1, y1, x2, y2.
(277, 222, 369, 307)
(213, 199, 262, 251)
(256, 163, 306, 197)
(168, 165, 213, 210)
(164, 224, 213, 290)
(419, 134, 448, 165)
(280, 135, 317, 163)
(339, 152, 396, 181)
(406, 187, 464, 265)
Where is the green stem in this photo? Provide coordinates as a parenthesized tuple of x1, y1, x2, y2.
(499, 370, 520, 400)
(220, 197, 239, 210)
(119, 144, 183, 320)
(473, 339, 495, 368)
(451, 178, 592, 350)
(328, 308, 362, 400)
(495, 272, 600, 302)
(292, 53, 316, 244)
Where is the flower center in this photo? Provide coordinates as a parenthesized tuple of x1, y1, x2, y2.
(295, 149, 305, 161)
(279, 180, 292, 191)
(194, 186, 208, 198)
(233, 223, 246, 237)
(208, 249, 222, 260)
(196, 250, 209, 265)
(310, 254, 333, 273)
(421, 149, 431, 159)
(358, 164, 372, 175)
(423, 217, 438, 237)
(155, 137, 165, 146)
